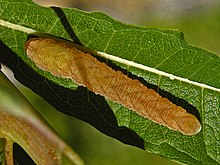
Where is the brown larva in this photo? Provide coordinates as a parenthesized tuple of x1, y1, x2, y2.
(25, 38, 201, 135)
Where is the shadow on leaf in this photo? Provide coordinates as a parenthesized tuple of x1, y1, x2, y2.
(0, 40, 145, 149)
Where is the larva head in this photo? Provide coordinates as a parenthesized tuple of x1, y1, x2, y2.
(24, 38, 49, 70)
(25, 38, 43, 59)
(25, 38, 71, 74)
(25, 38, 85, 78)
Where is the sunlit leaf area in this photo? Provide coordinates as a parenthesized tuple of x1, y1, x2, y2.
(1, 0, 220, 164)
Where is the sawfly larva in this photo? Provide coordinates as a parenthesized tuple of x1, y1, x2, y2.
(25, 38, 201, 135)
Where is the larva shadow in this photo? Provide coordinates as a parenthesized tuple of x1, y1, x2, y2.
(0, 40, 145, 149)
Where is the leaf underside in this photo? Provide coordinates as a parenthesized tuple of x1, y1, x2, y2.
(0, 0, 220, 164)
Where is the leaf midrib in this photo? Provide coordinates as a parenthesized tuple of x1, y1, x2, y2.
(1, 19, 220, 93)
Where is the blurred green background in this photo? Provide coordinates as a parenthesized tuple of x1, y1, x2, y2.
(6, 0, 220, 164)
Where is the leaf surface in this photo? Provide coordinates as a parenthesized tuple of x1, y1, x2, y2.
(0, 0, 220, 164)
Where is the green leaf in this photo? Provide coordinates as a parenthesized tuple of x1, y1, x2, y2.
(0, 0, 220, 164)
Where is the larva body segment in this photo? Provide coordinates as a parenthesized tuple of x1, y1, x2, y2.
(25, 38, 201, 135)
